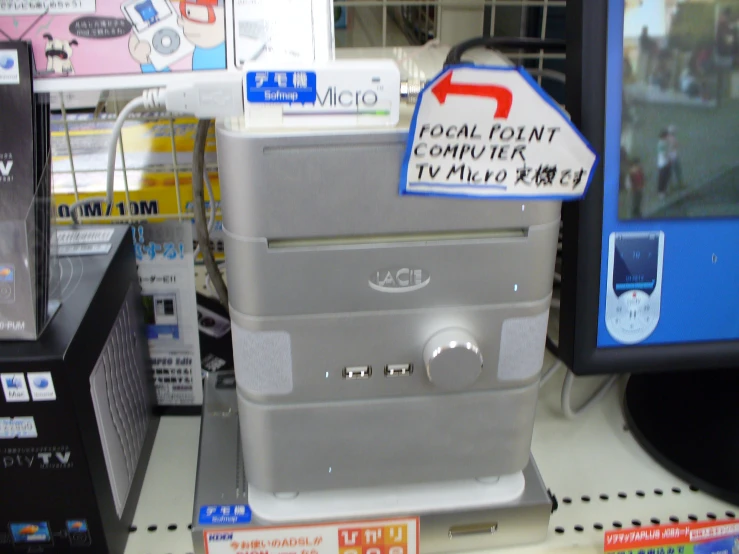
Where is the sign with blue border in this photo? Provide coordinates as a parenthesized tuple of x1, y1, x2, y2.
(399, 64, 598, 200)
(246, 71, 317, 104)
(198, 504, 252, 525)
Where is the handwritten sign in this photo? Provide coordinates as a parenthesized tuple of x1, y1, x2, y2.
(399, 65, 598, 200)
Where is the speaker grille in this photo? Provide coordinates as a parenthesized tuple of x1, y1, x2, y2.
(90, 285, 150, 518)
(232, 324, 293, 395)
(498, 310, 549, 382)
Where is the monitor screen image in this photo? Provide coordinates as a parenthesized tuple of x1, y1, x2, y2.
(597, 0, 739, 348)
(135, 0, 160, 24)
(122, 0, 173, 32)
(9, 522, 53, 545)
(562, 0, 739, 509)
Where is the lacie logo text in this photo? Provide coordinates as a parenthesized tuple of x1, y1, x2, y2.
(369, 268, 430, 293)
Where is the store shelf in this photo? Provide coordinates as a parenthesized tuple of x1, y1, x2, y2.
(126, 368, 737, 554)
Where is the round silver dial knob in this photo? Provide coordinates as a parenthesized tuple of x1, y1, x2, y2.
(423, 328, 483, 390)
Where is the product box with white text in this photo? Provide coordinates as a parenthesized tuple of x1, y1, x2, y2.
(0, 225, 158, 554)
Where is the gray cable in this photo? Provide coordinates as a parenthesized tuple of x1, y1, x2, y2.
(546, 299, 618, 416)
(525, 68, 566, 84)
(540, 359, 563, 387)
(193, 119, 228, 308)
(193, 168, 216, 260)
(561, 370, 618, 420)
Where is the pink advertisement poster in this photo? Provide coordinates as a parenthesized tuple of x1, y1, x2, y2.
(0, 0, 227, 84)
(0, 0, 333, 91)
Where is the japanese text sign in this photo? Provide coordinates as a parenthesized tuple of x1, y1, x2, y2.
(605, 520, 739, 554)
(400, 64, 598, 200)
(204, 517, 419, 554)
(246, 71, 317, 104)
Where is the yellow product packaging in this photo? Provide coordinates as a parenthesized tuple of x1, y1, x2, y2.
(51, 113, 225, 260)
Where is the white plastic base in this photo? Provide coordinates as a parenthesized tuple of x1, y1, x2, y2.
(248, 472, 526, 523)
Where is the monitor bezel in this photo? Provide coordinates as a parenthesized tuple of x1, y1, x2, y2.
(561, 0, 739, 376)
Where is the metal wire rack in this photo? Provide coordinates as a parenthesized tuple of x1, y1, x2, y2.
(51, 0, 565, 228)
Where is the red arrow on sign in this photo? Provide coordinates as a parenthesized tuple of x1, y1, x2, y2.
(431, 71, 513, 119)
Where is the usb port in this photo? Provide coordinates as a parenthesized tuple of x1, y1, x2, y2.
(342, 366, 372, 379)
(385, 364, 413, 377)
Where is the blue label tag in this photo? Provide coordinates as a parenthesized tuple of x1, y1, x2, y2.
(246, 71, 317, 104)
(146, 324, 180, 340)
(198, 505, 251, 525)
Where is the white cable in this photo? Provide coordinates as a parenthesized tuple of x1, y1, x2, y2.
(561, 370, 618, 420)
(193, 168, 216, 260)
(540, 296, 564, 387)
(163, 76, 243, 119)
(407, 38, 442, 61)
(68, 77, 243, 224)
(70, 89, 165, 223)
(542, 321, 618, 417)
(205, 262, 226, 298)
(540, 359, 563, 387)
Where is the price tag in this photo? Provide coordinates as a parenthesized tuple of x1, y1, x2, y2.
(605, 520, 739, 554)
(243, 60, 400, 128)
(246, 71, 318, 104)
(0, 416, 37, 439)
(199, 505, 252, 525)
(400, 64, 598, 200)
(204, 517, 419, 554)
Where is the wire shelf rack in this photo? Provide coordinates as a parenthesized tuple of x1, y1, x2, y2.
(50, 0, 565, 228)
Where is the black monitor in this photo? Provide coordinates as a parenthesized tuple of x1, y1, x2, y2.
(562, 0, 739, 505)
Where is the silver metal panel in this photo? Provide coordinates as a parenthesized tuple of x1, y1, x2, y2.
(192, 373, 552, 554)
(224, 222, 559, 318)
(237, 383, 538, 493)
(216, 63, 559, 496)
(215, 123, 562, 242)
(230, 299, 551, 404)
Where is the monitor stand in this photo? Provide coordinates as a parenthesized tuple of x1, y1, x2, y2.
(623, 369, 739, 506)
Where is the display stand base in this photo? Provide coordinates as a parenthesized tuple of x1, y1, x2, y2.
(624, 369, 739, 507)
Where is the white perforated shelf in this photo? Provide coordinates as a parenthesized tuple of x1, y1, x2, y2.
(126, 365, 737, 554)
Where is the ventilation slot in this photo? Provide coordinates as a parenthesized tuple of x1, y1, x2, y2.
(90, 285, 151, 518)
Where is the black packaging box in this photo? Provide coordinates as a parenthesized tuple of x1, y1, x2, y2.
(0, 40, 54, 340)
(0, 226, 158, 554)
